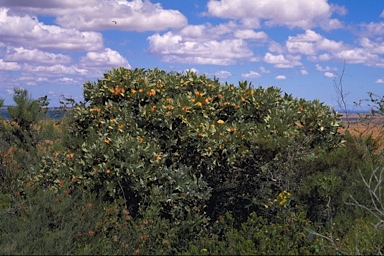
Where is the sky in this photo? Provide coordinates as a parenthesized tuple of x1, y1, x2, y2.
(1, 0, 384, 110)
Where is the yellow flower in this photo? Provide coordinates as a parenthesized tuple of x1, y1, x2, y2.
(264, 204, 269, 209)
(217, 120, 225, 124)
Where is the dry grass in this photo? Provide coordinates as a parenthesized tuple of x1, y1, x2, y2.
(339, 113, 384, 150)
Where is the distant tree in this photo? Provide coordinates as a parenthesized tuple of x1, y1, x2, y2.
(6, 88, 49, 151)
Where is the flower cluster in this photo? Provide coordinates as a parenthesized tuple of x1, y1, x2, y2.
(275, 190, 291, 206)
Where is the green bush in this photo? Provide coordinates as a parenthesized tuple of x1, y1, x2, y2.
(38, 68, 343, 226)
(3, 68, 384, 254)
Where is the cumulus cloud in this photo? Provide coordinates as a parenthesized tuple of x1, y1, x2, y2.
(184, 68, 199, 74)
(324, 72, 336, 78)
(334, 48, 379, 64)
(300, 69, 309, 75)
(0, 0, 187, 32)
(0, 8, 103, 51)
(5, 47, 71, 64)
(0, 59, 20, 70)
(275, 75, 286, 80)
(263, 52, 302, 68)
(23, 63, 88, 75)
(315, 64, 336, 72)
(207, 0, 343, 29)
(79, 48, 131, 69)
(148, 31, 254, 65)
(242, 71, 261, 78)
(286, 30, 344, 55)
(234, 29, 268, 40)
(359, 38, 384, 54)
(375, 78, 384, 84)
(214, 70, 232, 78)
(259, 66, 271, 73)
(358, 22, 384, 37)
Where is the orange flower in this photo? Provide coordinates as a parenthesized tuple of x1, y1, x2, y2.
(147, 89, 156, 97)
(217, 94, 223, 99)
(58, 180, 65, 186)
(106, 169, 111, 174)
(151, 105, 156, 111)
(137, 137, 144, 142)
(217, 120, 225, 124)
(66, 153, 74, 159)
(86, 203, 92, 208)
(104, 139, 110, 144)
(153, 153, 161, 161)
(88, 230, 95, 236)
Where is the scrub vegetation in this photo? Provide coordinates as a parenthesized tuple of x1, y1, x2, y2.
(1, 68, 383, 255)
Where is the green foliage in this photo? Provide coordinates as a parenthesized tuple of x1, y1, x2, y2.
(38, 67, 343, 226)
(3, 68, 384, 254)
(186, 210, 321, 255)
(6, 88, 49, 150)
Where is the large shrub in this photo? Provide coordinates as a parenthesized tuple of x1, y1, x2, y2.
(38, 68, 343, 226)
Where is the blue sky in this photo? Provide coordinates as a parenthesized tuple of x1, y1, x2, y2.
(0, 0, 384, 110)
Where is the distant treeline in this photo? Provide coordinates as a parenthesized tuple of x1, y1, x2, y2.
(0, 107, 67, 120)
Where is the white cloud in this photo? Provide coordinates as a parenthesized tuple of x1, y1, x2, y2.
(268, 41, 285, 54)
(163, 56, 236, 66)
(359, 38, 384, 54)
(330, 4, 347, 15)
(359, 22, 384, 37)
(79, 48, 131, 69)
(23, 64, 88, 75)
(0, 8, 103, 51)
(315, 64, 336, 72)
(263, 52, 302, 68)
(184, 68, 199, 74)
(179, 22, 237, 40)
(242, 71, 261, 78)
(214, 70, 232, 78)
(0, 59, 21, 70)
(148, 31, 254, 65)
(334, 48, 379, 64)
(324, 72, 336, 78)
(5, 47, 71, 64)
(300, 69, 309, 75)
(234, 29, 268, 40)
(286, 30, 344, 55)
(275, 75, 286, 80)
(0, 0, 187, 32)
(375, 78, 384, 84)
(207, 0, 341, 29)
(259, 66, 271, 73)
